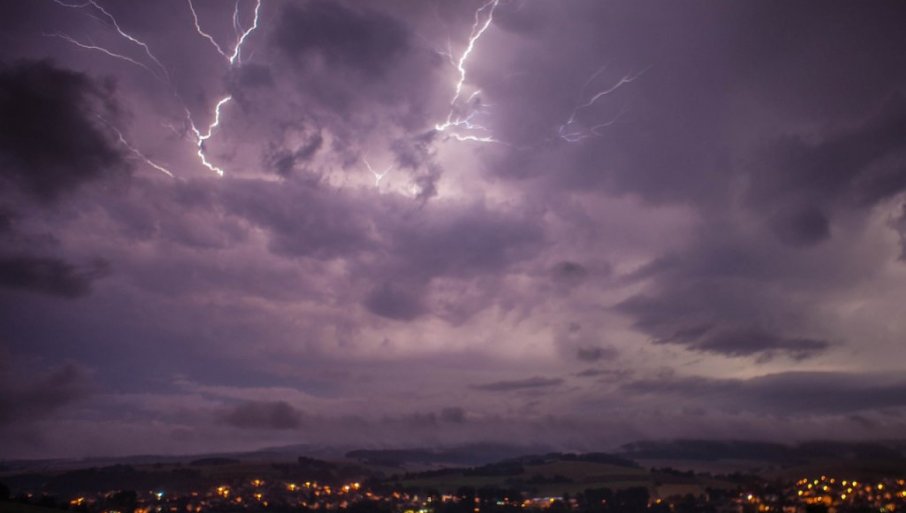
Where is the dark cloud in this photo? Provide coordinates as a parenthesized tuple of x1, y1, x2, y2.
(552, 322, 618, 363)
(749, 95, 906, 215)
(411, 163, 443, 202)
(0, 363, 91, 425)
(223, 178, 375, 260)
(229, 63, 275, 90)
(574, 369, 631, 383)
(894, 204, 906, 260)
(612, 214, 853, 361)
(272, 1, 410, 78)
(0, 255, 109, 298)
(576, 346, 617, 362)
(390, 132, 444, 201)
(223, 176, 543, 281)
(618, 294, 830, 361)
(472, 377, 564, 392)
(363, 281, 426, 321)
(551, 260, 589, 286)
(0, 59, 126, 202)
(688, 327, 829, 361)
(624, 372, 906, 415)
(440, 407, 466, 424)
(259, 0, 442, 140)
(383, 202, 544, 281)
(391, 130, 438, 171)
(768, 205, 831, 247)
(0, 205, 15, 233)
(264, 131, 323, 176)
(222, 400, 304, 430)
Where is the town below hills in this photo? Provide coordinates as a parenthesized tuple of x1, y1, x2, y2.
(2, 440, 905, 513)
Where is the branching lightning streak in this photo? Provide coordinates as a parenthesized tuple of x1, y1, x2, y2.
(558, 68, 646, 143)
(43, 32, 161, 80)
(187, 0, 261, 65)
(434, 0, 501, 144)
(186, 0, 227, 58)
(438, 39, 456, 67)
(96, 115, 174, 177)
(233, 1, 243, 38)
(228, 0, 261, 65)
(187, 96, 232, 177)
(49, 0, 263, 178)
(450, 0, 498, 110)
(363, 159, 391, 188)
(50, 0, 169, 81)
(84, 0, 169, 80)
(113, 130, 175, 177)
(182, 0, 261, 175)
(48, 1, 178, 177)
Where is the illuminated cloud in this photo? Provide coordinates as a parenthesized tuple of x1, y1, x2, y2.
(1, 0, 906, 459)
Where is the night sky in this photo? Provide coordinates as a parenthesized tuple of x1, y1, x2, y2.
(2, 0, 906, 460)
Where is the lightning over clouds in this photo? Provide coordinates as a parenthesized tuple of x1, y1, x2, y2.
(186, 96, 232, 177)
(187, 0, 261, 65)
(364, 158, 392, 188)
(434, 0, 501, 143)
(44, 31, 163, 81)
(105, 120, 174, 177)
(48, 0, 264, 177)
(48, 0, 169, 81)
(558, 67, 645, 143)
(3, 0, 906, 459)
(183, 0, 262, 175)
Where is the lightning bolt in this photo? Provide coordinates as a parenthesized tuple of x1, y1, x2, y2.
(44, 32, 163, 80)
(558, 67, 646, 143)
(233, 1, 243, 39)
(187, 0, 261, 65)
(81, 0, 170, 80)
(113, 130, 175, 177)
(182, 0, 262, 175)
(48, 0, 180, 176)
(437, 38, 457, 68)
(363, 159, 392, 188)
(49, 0, 169, 82)
(95, 116, 174, 177)
(186, 96, 232, 177)
(228, 0, 261, 65)
(449, 0, 499, 112)
(48, 0, 263, 178)
(434, 0, 501, 144)
(186, 0, 227, 58)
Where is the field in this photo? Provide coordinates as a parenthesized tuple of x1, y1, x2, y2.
(397, 460, 654, 496)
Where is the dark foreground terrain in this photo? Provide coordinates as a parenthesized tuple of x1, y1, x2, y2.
(2, 440, 905, 513)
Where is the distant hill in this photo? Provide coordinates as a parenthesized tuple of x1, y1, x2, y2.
(4, 438, 906, 491)
(618, 439, 906, 479)
(619, 439, 906, 463)
(345, 443, 553, 467)
(389, 452, 660, 496)
(188, 457, 240, 466)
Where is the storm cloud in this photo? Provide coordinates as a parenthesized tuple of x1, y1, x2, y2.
(1, 0, 906, 459)
(0, 255, 109, 298)
(0, 363, 92, 426)
(472, 377, 564, 392)
(0, 59, 126, 202)
(623, 371, 906, 415)
(222, 400, 305, 430)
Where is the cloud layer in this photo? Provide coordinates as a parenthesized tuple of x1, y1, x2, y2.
(1, 0, 906, 459)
